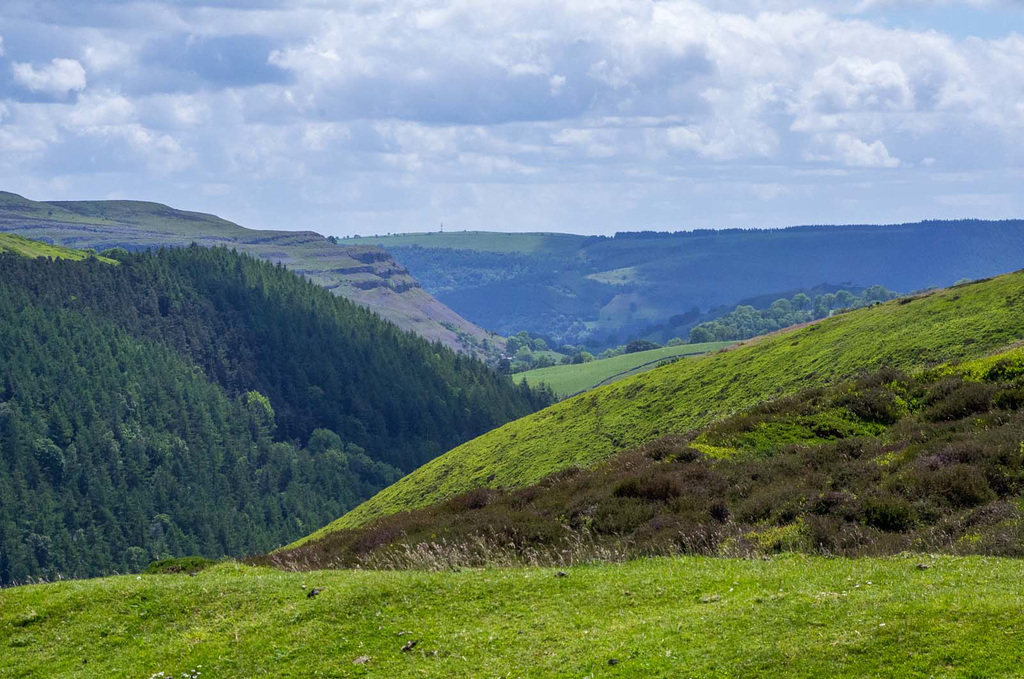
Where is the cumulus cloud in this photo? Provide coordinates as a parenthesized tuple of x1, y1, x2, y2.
(12, 58, 88, 96)
(808, 133, 902, 167)
(807, 58, 914, 112)
(0, 0, 1023, 232)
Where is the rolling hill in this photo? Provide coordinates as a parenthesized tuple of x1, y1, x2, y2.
(0, 192, 500, 359)
(350, 221, 1024, 349)
(512, 340, 734, 398)
(301, 271, 1024, 542)
(273, 344, 1024, 570)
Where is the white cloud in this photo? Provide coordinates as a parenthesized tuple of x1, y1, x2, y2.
(807, 57, 914, 112)
(301, 122, 350, 151)
(0, 126, 50, 154)
(66, 92, 135, 128)
(115, 125, 195, 174)
(549, 74, 566, 96)
(809, 133, 902, 167)
(551, 128, 621, 157)
(81, 39, 135, 75)
(2, 0, 1024, 232)
(12, 58, 88, 96)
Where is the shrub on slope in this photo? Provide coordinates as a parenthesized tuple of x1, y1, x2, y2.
(305, 272, 1024, 541)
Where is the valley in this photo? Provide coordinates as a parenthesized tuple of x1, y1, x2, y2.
(5, 232, 1024, 679)
(350, 222, 1024, 350)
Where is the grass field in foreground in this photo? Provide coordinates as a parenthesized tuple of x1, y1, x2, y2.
(2, 555, 1022, 678)
(513, 341, 734, 398)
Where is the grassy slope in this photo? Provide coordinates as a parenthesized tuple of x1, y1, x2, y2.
(0, 193, 497, 358)
(3, 556, 1023, 678)
(0, 233, 117, 264)
(0, 192, 118, 225)
(346, 230, 586, 254)
(513, 341, 734, 398)
(273, 343, 1024, 571)
(306, 274, 1024, 540)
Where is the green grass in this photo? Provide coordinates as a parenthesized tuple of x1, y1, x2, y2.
(513, 341, 734, 398)
(586, 265, 645, 286)
(2, 556, 1023, 678)
(346, 230, 587, 254)
(0, 233, 117, 264)
(0, 191, 121, 226)
(302, 273, 1024, 541)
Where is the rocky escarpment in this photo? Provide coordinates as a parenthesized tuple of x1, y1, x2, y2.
(0, 192, 502, 360)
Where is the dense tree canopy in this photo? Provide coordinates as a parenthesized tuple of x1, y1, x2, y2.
(0, 247, 551, 584)
(688, 286, 897, 343)
(2, 246, 550, 471)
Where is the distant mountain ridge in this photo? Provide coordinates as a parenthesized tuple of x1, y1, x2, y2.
(0, 192, 501, 359)
(348, 220, 1024, 348)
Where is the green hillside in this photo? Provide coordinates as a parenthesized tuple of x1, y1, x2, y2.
(0, 192, 498, 358)
(513, 341, 734, 398)
(0, 233, 117, 264)
(276, 346, 1024, 570)
(304, 273, 1024, 541)
(3, 556, 1024, 678)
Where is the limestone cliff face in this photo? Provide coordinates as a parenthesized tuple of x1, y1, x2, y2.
(0, 192, 503, 360)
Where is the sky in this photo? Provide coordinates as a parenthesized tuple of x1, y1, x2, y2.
(0, 1, 1023, 236)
